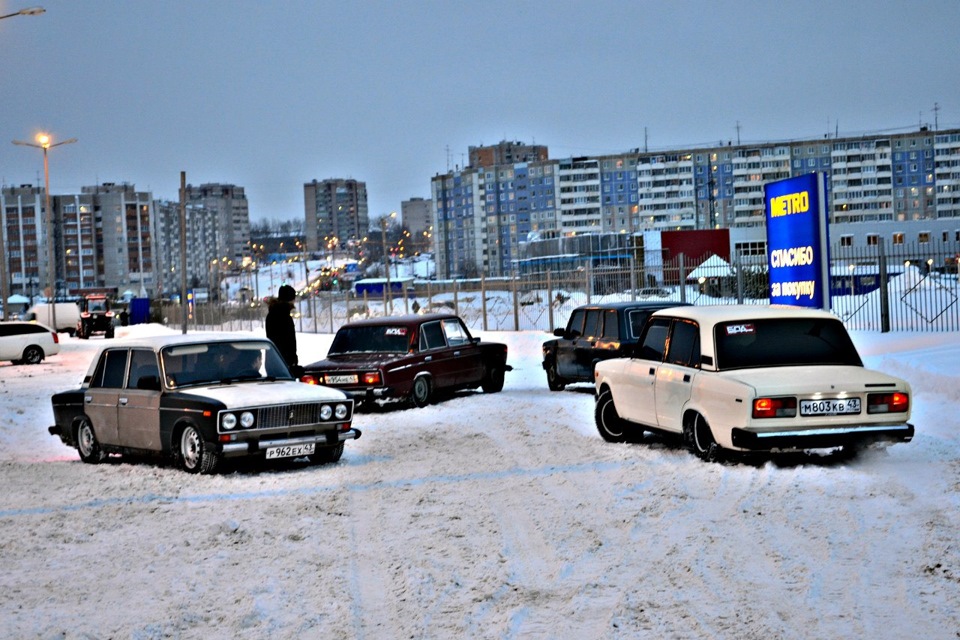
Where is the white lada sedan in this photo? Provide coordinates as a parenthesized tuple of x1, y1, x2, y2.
(593, 305, 913, 461)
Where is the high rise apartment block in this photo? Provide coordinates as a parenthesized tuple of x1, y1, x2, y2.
(183, 183, 250, 265)
(303, 178, 369, 253)
(432, 130, 960, 278)
(153, 199, 222, 295)
(1, 182, 155, 300)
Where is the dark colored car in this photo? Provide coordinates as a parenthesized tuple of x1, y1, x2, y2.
(541, 300, 689, 390)
(49, 335, 360, 474)
(77, 294, 115, 339)
(300, 313, 511, 408)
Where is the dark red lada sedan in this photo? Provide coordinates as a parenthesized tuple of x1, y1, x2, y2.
(300, 313, 511, 409)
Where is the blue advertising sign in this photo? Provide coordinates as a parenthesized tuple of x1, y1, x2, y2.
(764, 172, 830, 309)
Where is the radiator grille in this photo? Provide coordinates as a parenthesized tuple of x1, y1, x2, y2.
(257, 403, 321, 429)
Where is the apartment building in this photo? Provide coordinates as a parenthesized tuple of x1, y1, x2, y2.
(432, 129, 960, 278)
(303, 178, 369, 253)
(153, 199, 222, 295)
(184, 183, 250, 265)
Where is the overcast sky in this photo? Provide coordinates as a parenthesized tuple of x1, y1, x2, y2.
(2, 0, 958, 225)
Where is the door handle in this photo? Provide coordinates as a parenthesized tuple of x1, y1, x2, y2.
(453, 351, 461, 356)
(84, 396, 92, 404)
(683, 374, 691, 383)
(648, 367, 656, 376)
(424, 356, 432, 362)
(119, 397, 128, 406)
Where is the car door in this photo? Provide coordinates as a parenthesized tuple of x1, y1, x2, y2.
(555, 308, 585, 378)
(118, 348, 162, 451)
(83, 348, 129, 446)
(615, 317, 671, 428)
(654, 319, 701, 434)
(572, 308, 603, 379)
(418, 320, 458, 390)
(441, 318, 485, 386)
(591, 308, 622, 366)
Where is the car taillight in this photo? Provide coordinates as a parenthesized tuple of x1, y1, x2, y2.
(868, 392, 909, 414)
(52, 332, 60, 344)
(362, 371, 382, 385)
(299, 374, 319, 385)
(752, 397, 797, 418)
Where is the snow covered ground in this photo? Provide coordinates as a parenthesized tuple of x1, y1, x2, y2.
(1, 323, 959, 639)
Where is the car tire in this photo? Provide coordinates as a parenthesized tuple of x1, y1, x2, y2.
(410, 376, 432, 408)
(309, 442, 344, 465)
(545, 361, 566, 391)
(179, 425, 219, 474)
(481, 366, 505, 393)
(595, 390, 630, 443)
(21, 345, 44, 365)
(684, 413, 720, 462)
(76, 418, 106, 464)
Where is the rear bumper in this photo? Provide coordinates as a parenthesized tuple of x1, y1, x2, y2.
(731, 423, 914, 451)
(220, 427, 362, 456)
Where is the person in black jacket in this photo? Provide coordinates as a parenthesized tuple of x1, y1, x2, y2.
(266, 284, 298, 369)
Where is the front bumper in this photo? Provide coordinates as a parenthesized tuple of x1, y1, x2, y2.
(731, 423, 914, 451)
(220, 427, 362, 457)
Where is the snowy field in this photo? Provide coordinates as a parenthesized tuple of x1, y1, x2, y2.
(1, 323, 959, 639)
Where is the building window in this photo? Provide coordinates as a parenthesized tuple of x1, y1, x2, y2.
(892, 233, 904, 245)
(866, 234, 879, 246)
(840, 235, 853, 247)
(918, 232, 930, 244)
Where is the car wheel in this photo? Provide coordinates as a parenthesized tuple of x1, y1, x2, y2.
(21, 345, 44, 365)
(595, 390, 630, 443)
(410, 376, 432, 408)
(481, 366, 505, 393)
(76, 418, 106, 464)
(545, 361, 566, 391)
(309, 442, 344, 465)
(684, 413, 720, 462)
(179, 425, 219, 474)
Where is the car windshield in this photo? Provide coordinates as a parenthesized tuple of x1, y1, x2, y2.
(160, 340, 291, 388)
(714, 317, 863, 370)
(329, 325, 411, 354)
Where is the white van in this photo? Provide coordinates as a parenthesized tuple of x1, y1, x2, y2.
(23, 302, 81, 335)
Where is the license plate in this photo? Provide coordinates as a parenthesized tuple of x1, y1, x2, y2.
(800, 398, 861, 416)
(325, 374, 358, 384)
(265, 443, 316, 459)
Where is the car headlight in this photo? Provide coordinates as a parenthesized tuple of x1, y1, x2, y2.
(240, 411, 255, 428)
(221, 413, 237, 430)
(320, 405, 333, 420)
(335, 403, 348, 420)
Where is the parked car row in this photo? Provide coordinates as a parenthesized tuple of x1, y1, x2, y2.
(46, 305, 915, 474)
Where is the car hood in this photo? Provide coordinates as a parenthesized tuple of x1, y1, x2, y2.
(718, 365, 909, 394)
(304, 353, 408, 371)
(178, 380, 348, 406)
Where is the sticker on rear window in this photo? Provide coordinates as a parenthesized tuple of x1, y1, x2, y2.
(724, 323, 755, 335)
(384, 327, 407, 336)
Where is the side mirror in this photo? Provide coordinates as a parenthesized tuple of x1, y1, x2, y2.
(553, 328, 565, 337)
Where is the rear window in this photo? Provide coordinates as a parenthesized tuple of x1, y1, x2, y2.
(329, 326, 410, 354)
(714, 318, 862, 370)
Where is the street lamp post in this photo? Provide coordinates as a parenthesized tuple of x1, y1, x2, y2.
(0, 6, 45, 20)
(12, 133, 77, 333)
(380, 212, 396, 314)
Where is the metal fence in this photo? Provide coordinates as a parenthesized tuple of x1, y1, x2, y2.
(157, 241, 959, 335)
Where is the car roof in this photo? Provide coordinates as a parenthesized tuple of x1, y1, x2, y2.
(571, 301, 692, 312)
(93, 332, 272, 351)
(339, 313, 461, 329)
(650, 304, 841, 325)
